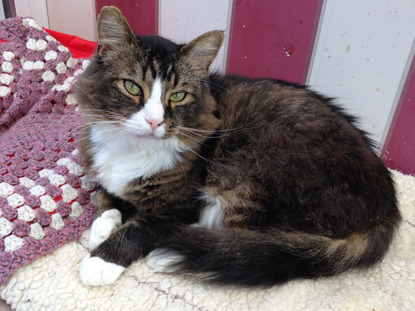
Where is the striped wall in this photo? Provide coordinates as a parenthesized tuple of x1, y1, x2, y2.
(308, 0, 415, 149)
(14, 0, 415, 175)
(381, 44, 415, 174)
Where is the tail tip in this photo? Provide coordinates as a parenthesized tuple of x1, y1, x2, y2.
(145, 249, 183, 274)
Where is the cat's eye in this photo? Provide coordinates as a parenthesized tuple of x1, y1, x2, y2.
(169, 92, 186, 102)
(124, 80, 142, 96)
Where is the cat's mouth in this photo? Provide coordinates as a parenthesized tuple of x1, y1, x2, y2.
(137, 133, 159, 139)
(134, 129, 165, 140)
(123, 121, 166, 139)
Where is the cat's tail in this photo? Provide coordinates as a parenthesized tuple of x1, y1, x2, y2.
(146, 224, 396, 286)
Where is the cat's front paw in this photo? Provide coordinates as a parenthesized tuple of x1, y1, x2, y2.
(79, 253, 125, 286)
(88, 209, 122, 250)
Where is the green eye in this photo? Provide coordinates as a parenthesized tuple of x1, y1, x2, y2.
(124, 80, 142, 95)
(169, 92, 186, 102)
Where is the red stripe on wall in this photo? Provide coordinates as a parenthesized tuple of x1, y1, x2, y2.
(95, 0, 158, 35)
(226, 0, 323, 84)
(381, 53, 415, 175)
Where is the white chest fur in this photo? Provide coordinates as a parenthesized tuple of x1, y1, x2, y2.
(90, 125, 186, 197)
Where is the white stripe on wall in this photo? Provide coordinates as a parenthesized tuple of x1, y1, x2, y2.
(0, 1, 5, 20)
(46, 0, 96, 41)
(381, 38, 415, 151)
(15, 0, 96, 41)
(159, 0, 233, 73)
(15, 0, 49, 28)
(307, 0, 415, 148)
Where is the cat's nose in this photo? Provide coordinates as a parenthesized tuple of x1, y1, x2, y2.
(146, 117, 164, 131)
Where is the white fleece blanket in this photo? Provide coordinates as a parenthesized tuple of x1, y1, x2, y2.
(1, 170, 414, 311)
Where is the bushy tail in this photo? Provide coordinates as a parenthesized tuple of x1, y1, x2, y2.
(150, 224, 396, 286)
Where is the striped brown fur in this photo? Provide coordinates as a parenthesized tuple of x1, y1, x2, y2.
(76, 6, 401, 286)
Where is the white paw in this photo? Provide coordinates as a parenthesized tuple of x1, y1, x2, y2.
(88, 209, 122, 250)
(145, 249, 183, 273)
(79, 253, 125, 286)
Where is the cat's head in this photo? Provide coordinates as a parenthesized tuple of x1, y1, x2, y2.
(76, 6, 223, 146)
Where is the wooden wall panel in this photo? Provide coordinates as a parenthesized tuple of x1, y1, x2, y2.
(47, 0, 96, 41)
(95, 0, 158, 35)
(15, 0, 49, 28)
(226, 0, 323, 84)
(382, 52, 415, 175)
(159, 0, 232, 73)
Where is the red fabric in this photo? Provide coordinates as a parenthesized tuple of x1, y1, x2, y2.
(43, 28, 97, 59)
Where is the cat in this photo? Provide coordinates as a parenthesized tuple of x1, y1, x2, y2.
(76, 6, 400, 287)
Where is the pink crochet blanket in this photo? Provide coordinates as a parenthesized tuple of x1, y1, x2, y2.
(0, 17, 96, 285)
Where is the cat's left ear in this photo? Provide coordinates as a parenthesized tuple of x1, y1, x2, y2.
(96, 6, 137, 57)
(180, 31, 224, 72)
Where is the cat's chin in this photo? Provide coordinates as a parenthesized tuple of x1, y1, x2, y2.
(131, 127, 166, 140)
(132, 133, 173, 145)
(136, 133, 163, 140)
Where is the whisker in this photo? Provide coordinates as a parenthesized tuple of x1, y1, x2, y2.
(81, 114, 124, 120)
(178, 121, 257, 135)
(80, 108, 127, 119)
(176, 131, 208, 146)
(44, 124, 88, 161)
(91, 129, 128, 150)
(173, 137, 218, 166)
(80, 113, 124, 120)
(177, 126, 217, 134)
(176, 78, 228, 93)
(76, 126, 122, 144)
(183, 131, 214, 139)
(79, 119, 123, 126)
(200, 79, 228, 92)
(178, 127, 235, 140)
(178, 159, 188, 182)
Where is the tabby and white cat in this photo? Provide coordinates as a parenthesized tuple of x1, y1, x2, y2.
(76, 6, 400, 286)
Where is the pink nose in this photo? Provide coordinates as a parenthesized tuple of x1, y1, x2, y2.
(146, 117, 163, 131)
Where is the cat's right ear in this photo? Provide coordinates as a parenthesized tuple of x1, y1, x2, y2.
(96, 6, 137, 57)
(180, 31, 224, 73)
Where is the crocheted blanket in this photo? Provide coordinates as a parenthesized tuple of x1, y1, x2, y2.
(0, 17, 96, 285)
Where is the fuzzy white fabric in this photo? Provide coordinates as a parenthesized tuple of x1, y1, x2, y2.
(1, 170, 414, 311)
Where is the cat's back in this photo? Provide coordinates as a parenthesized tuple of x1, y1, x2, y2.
(206, 74, 392, 204)
(209, 75, 336, 126)
(208, 74, 368, 151)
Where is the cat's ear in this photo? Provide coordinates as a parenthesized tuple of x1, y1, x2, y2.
(180, 31, 224, 72)
(96, 6, 137, 57)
